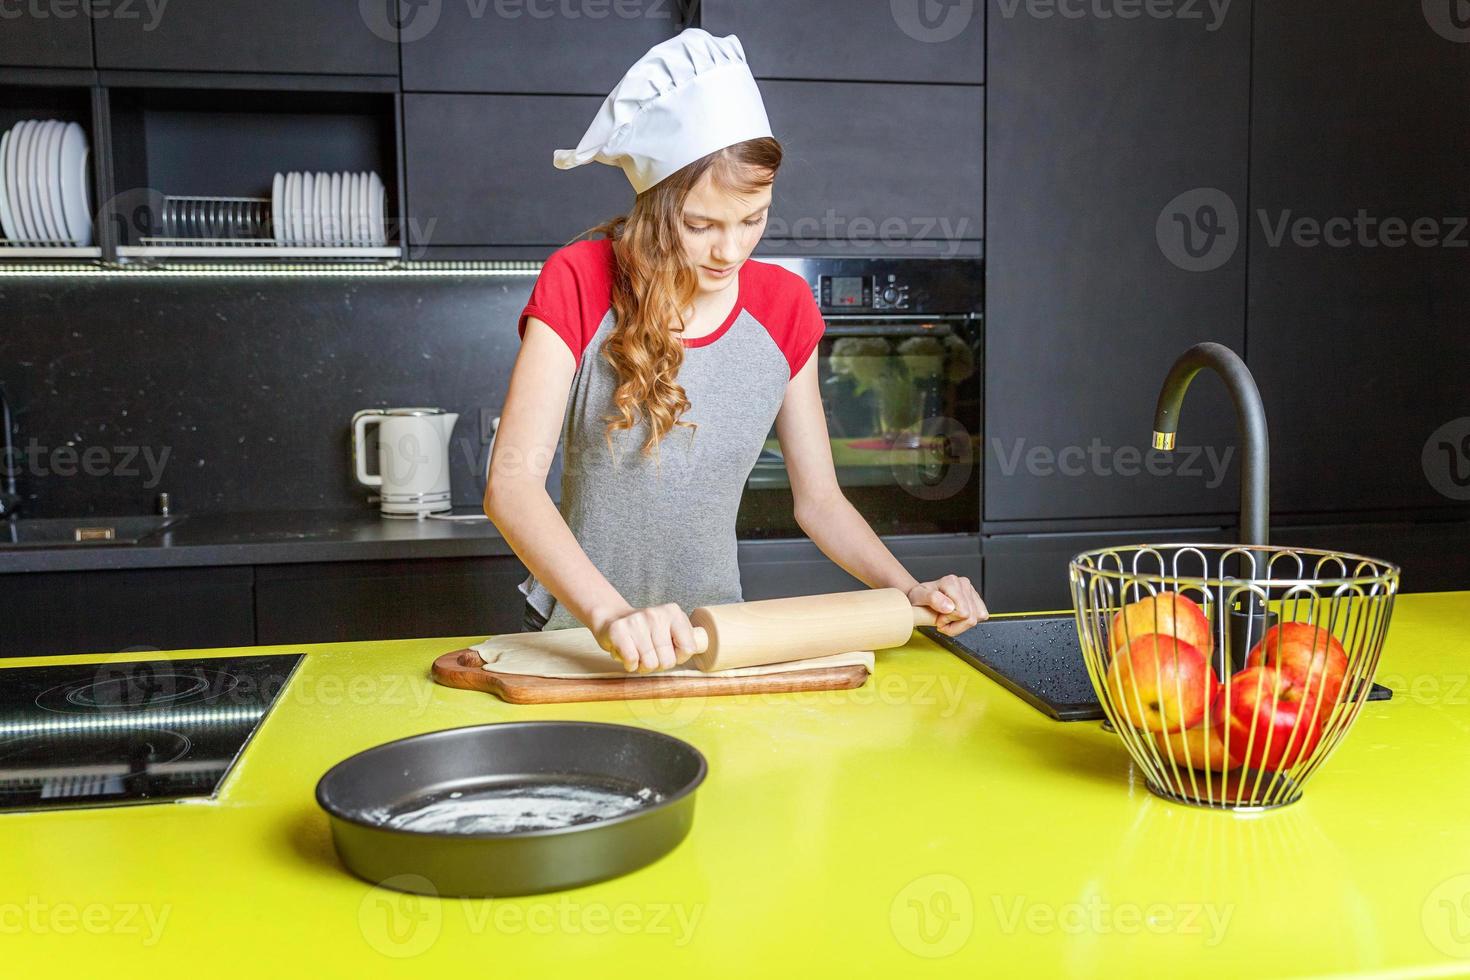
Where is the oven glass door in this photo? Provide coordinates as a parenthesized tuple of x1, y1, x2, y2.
(737, 313, 982, 538)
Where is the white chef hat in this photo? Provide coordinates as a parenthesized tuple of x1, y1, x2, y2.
(553, 27, 774, 195)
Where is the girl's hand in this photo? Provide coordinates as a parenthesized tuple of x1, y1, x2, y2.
(592, 603, 701, 673)
(908, 575, 987, 637)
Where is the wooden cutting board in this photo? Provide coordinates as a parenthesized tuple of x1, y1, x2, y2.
(431, 648, 872, 705)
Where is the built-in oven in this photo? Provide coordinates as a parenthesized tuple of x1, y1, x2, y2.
(738, 256, 983, 539)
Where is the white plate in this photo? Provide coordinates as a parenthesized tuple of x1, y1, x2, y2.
(314, 171, 329, 243)
(294, 171, 305, 243)
(296, 171, 311, 243)
(30, 121, 59, 242)
(0, 128, 15, 242)
(58, 122, 90, 246)
(354, 171, 366, 244)
(316, 172, 330, 245)
(6, 122, 27, 240)
(39, 121, 66, 243)
(282, 172, 293, 243)
(12, 120, 38, 241)
(22, 120, 49, 242)
(369, 171, 385, 246)
(342, 172, 353, 244)
(330, 172, 342, 244)
(41, 120, 65, 241)
(271, 172, 284, 245)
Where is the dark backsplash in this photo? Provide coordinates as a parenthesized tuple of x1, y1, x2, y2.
(0, 270, 541, 518)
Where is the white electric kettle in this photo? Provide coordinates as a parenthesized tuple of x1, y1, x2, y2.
(352, 408, 459, 519)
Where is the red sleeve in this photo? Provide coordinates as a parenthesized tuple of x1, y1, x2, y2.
(786, 283, 827, 378)
(751, 265, 826, 378)
(517, 239, 616, 368)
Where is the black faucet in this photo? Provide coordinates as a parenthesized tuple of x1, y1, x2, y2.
(1151, 342, 1269, 545)
(0, 383, 18, 520)
(1150, 342, 1272, 670)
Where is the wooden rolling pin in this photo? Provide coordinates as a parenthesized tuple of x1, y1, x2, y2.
(685, 587, 941, 671)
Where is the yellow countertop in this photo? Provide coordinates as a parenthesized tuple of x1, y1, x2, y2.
(3, 593, 1469, 978)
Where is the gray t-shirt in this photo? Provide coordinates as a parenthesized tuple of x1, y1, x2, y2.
(515, 238, 826, 630)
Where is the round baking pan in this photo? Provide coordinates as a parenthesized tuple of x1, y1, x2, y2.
(316, 721, 707, 897)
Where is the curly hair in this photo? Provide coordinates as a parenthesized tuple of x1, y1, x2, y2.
(572, 137, 784, 464)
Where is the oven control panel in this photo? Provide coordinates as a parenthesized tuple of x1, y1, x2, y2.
(819, 274, 911, 312)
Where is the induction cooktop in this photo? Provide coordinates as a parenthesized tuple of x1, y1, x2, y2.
(0, 653, 304, 813)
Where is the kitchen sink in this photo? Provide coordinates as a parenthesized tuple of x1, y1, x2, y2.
(0, 515, 185, 550)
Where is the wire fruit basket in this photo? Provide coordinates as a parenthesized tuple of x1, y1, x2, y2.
(1069, 544, 1399, 810)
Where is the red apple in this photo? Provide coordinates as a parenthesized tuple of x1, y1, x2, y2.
(1246, 621, 1349, 707)
(1153, 710, 1242, 773)
(1110, 591, 1213, 657)
(1106, 633, 1215, 733)
(1223, 665, 1326, 771)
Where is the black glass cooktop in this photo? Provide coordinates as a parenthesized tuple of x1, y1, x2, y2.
(923, 614, 1392, 721)
(0, 653, 304, 813)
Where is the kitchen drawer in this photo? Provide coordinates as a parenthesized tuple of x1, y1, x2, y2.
(255, 556, 530, 644)
(401, 2, 680, 94)
(0, 566, 255, 658)
(0, 8, 93, 69)
(404, 93, 630, 247)
(94, 0, 397, 75)
(704, 0, 984, 84)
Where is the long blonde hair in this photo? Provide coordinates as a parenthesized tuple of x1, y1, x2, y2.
(575, 137, 784, 461)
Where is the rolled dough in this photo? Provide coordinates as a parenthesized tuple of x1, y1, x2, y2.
(471, 627, 874, 680)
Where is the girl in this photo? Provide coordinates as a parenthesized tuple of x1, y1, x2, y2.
(485, 29, 986, 674)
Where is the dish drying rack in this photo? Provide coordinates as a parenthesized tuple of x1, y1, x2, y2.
(0, 238, 102, 259)
(115, 193, 398, 260)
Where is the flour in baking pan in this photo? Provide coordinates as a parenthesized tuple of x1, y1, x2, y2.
(381, 780, 664, 835)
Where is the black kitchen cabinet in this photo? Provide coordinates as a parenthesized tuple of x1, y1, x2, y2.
(1272, 521, 1470, 596)
(0, 567, 255, 658)
(1246, 0, 1470, 518)
(93, 0, 397, 76)
(739, 534, 982, 601)
(254, 556, 530, 644)
(104, 87, 401, 247)
(758, 80, 982, 255)
(985, 8, 1251, 525)
(0, 9, 93, 69)
(703, 0, 984, 84)
(983, 526, 1230, 614)
(403, 93, 631, 248)
(405, 81, 982, 253)
(400, 1, 681, 94)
